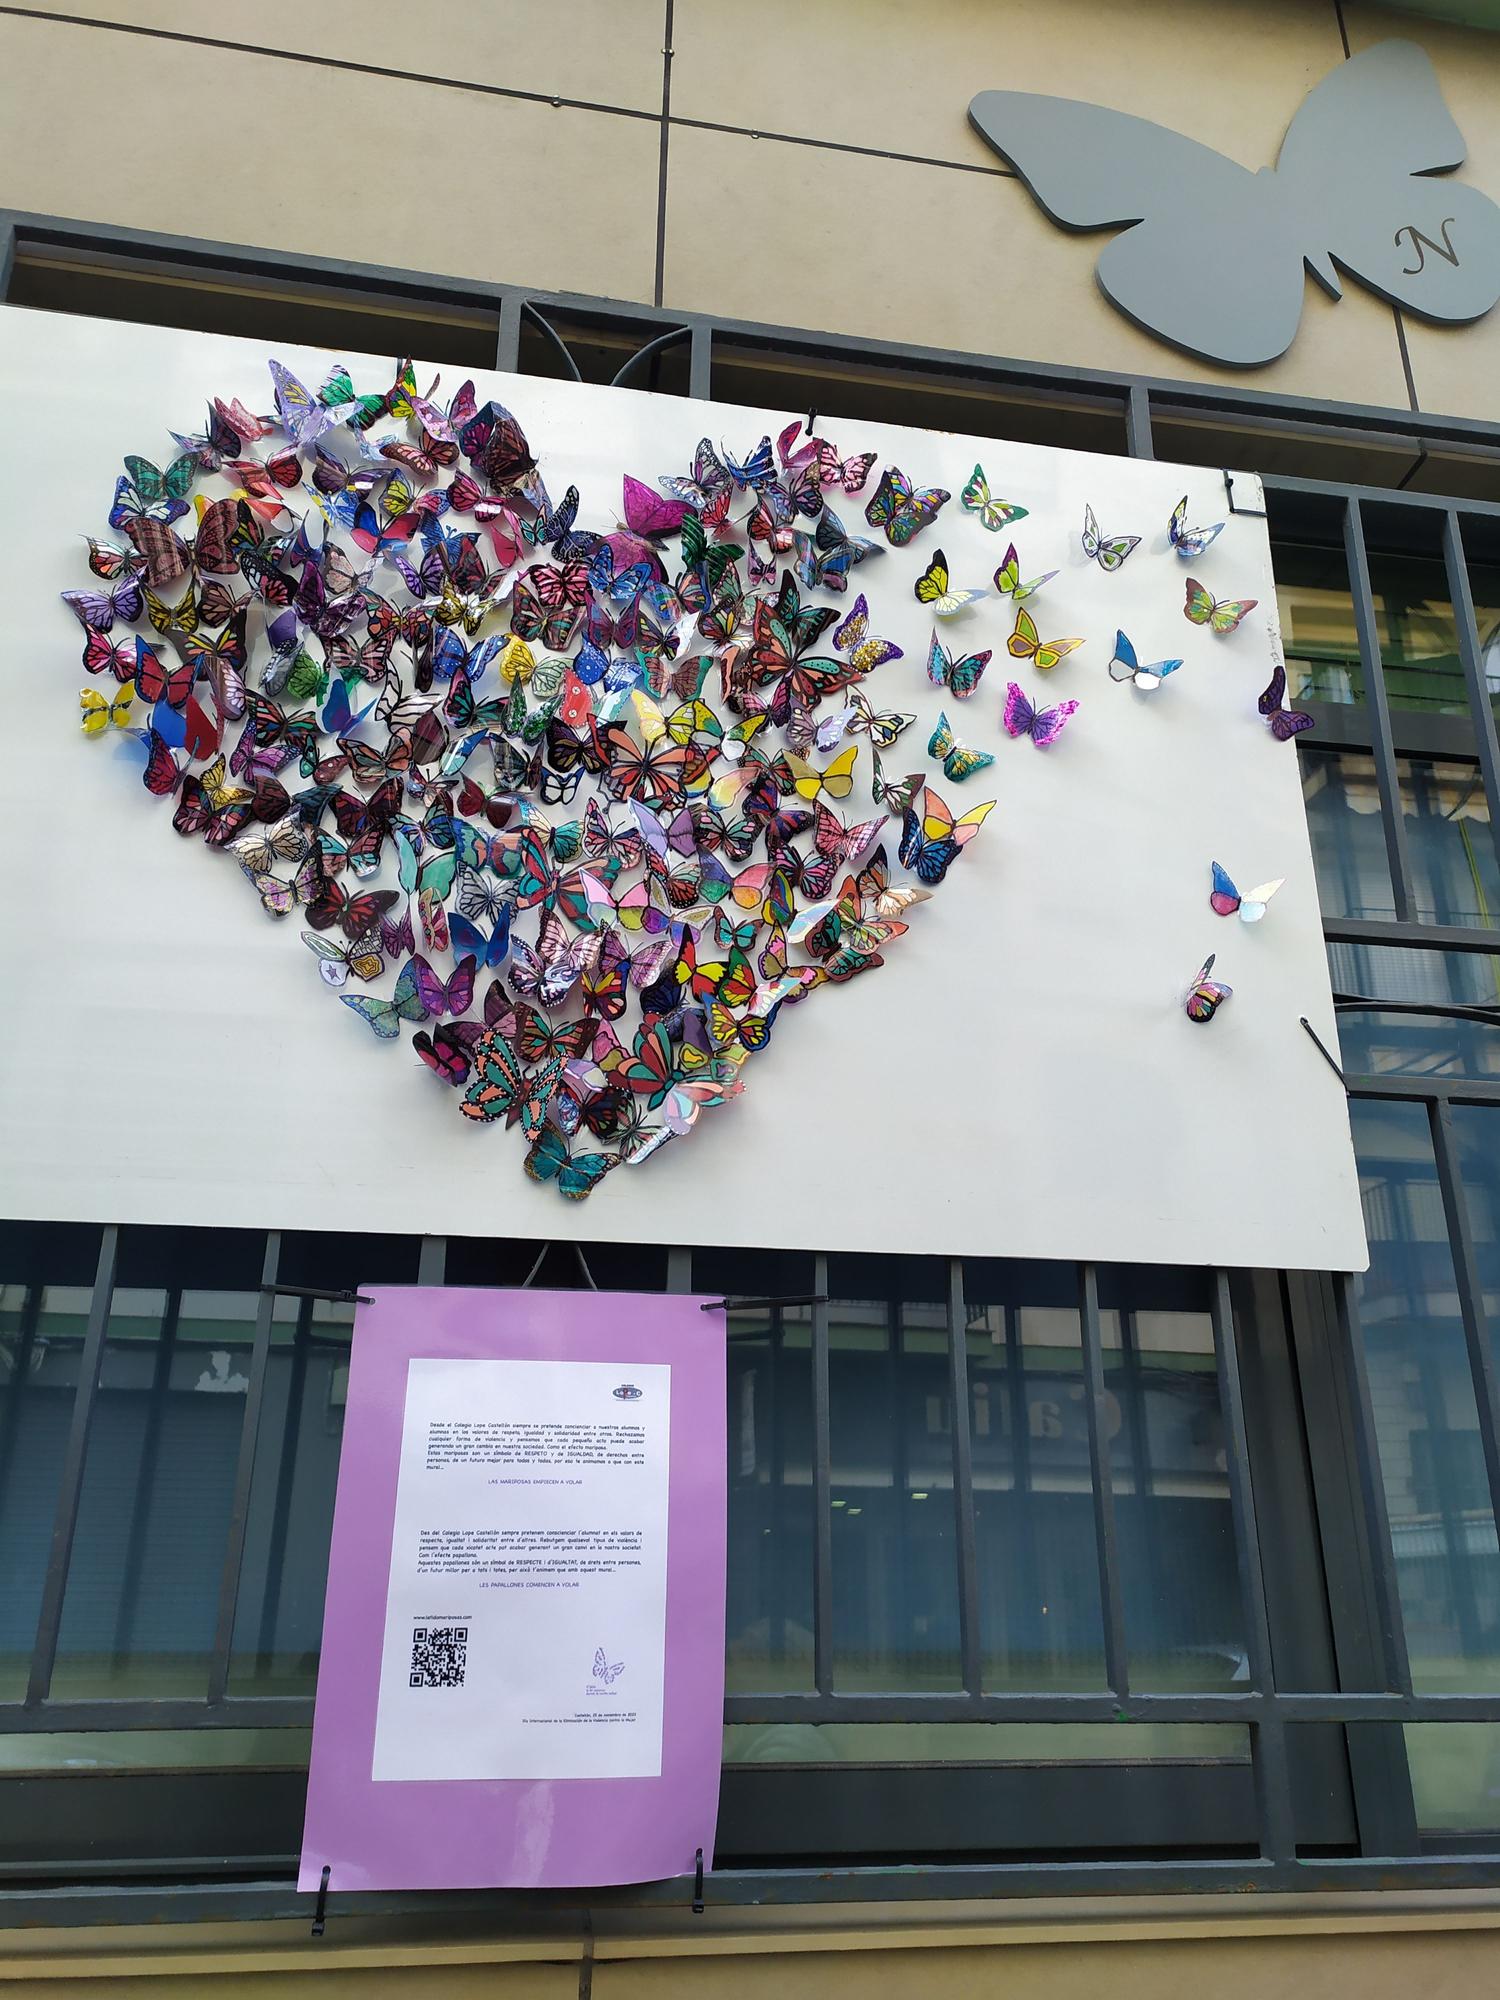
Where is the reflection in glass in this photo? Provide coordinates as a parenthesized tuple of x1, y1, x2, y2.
(723, 1303, 815, 1693)
(1301, 745, 1393, 922)
(0, 1225, 101, 1700)
(1405, 1723, 1500, 1832)
(50, 1233, 269, 1699)
(1276, 542, 1487, 719)
(1330, 944, 1500, 1078)
(1351, 1101, 1500, 1691)
(1401, 756, 1500, 928)
(963, 1263, 1105, 1690)
(1099, 1269, 1245, 1691)
(228, 1232, 421, 1692)
(828, 1257, 960, 1691)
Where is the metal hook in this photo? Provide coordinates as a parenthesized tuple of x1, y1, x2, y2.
(1301, 1016, 1347, 1089)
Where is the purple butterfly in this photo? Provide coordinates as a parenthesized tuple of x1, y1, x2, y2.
(1002, 681, 1078, 748)
(1258, 663, 1314, 742)
(622, 475, 690, 540)
(61, 577, 145, 632)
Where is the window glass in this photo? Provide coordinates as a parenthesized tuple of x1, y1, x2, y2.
(1350, 1101, 1500, 1693)
(1451, 1106, 1500, 1369)
(1404, 1723, 1500, 1832)
(1301, 745, 1393, 922)
(828, 1256, 960, 1691)
(1329, 944, 1500, 1078)
(227, 1233, 420, 1693)
(0, 1224, 102, 1701)
(962, 1261, 1106, 1691)
(1401, 756, 1500, 929)
(1099, 1269, 1246, 1692)
(49, 1228, 268, 1700)
(698, 1248, 817, 1695)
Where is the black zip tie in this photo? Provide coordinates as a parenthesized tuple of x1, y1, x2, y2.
(311, 1864, 331, 1937)
(262, 1284, 373, 1306)
(701, 1293, 829, 1313)
(692, 1846, 705, 1914)
(806, 409, 817, 437)
(1300, 1017, 1347, 1089)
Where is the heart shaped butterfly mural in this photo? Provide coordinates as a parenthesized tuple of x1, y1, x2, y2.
(66, 369, 1003, 1199)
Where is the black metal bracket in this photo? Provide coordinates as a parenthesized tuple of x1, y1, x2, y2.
(692, 1847, 705, 1914)
(311, 1864, 330, 1937)
(700, 1293, 829, 1313)
(261, 1284, 373, 1306)
(1301, 1017, 1348, 1089)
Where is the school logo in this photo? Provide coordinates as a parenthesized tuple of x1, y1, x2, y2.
(613, 1383, 643, 1400)
(968, 40, 1500, 367)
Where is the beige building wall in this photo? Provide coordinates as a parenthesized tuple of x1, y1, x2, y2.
(0, 0, 1496, 424)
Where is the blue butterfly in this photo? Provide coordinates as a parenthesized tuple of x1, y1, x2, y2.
(1107, 628, 1183, 690)
(449, 907, 512, 971)
(321, 675, 378, 737)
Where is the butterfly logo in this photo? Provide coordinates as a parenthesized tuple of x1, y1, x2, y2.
(969, 40, 1500, 367)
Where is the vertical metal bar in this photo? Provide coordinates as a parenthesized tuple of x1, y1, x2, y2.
(26, 1224, 118, 1706)
(417, 1237, 446, 1286)
(665, 1247, 692, 1293)
(1077, 1264, 1129, 1701)
(111, 1285, 180, 1666)
(1210, 1271, 1296, 1865)
(255, 1298, 312, 1679)
(0, 217, 17, 301)
(1124, 384, 1154, 459)
(0, 1280, 44, 1509)
(1344, 496, 1415, 922)
(688, 323, 712, 401)
(1431, 1099, 1500, 1546)
(1443, 510, 1500, 890)
(811, 1253, 833, 1697)
(1333, 1272, 1415, 1698)
(206, 1233, 281, 1705)
(947, 1260, 983, 1696)
(496, 294, 524, 373)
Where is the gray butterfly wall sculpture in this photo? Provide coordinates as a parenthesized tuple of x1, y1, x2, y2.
(969, 39, 1500, 367)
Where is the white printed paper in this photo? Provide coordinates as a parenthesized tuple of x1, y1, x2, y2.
(372, 1357, 671, 1782)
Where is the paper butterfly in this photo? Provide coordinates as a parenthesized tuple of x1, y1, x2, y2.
(79, 685, 134, 734)
(1007, 608, 1083, 672)
(928, 710, 994, 783)
(960, 464, 1029, 532)
(992, 543, 1058, 603)
(1258, 662, 1314, 741)
(897, 784, 996, 885)
(1185, 953, 1233, 1023)
(914, 549, 986, 618)
(863, 465, 950, 546)
(1107, 628, 1183, 690)
(527, 1127, 618, 1199)
(1168, 496, 1224, 559)
(1080, 504, 1140, 571)
(926, 629, 992, 700)
(1210, 862, 1285, 923)
(968, 41, 1500, 368)
(1184, 577, 1258, 634)
(1003, 681, 1078, 747)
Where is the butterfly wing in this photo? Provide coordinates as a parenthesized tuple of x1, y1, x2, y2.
(968, 91, 1308, 365)
(1275, 39, 1500, 329)
(1209, 861, 1242, 916)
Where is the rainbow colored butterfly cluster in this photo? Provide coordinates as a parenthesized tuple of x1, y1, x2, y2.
(65, 361, 997, 1198)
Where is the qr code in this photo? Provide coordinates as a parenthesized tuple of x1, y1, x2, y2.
(409, 1625, 467, 1688)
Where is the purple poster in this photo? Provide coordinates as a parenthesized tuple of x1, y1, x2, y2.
(299, 1286, 726, 1891)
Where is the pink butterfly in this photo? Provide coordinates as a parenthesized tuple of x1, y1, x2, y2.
(1002, 681, 1078, 748)
(622, 474, 690, 540)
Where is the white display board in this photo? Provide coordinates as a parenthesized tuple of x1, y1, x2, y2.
(0, 306, 1367, 1271)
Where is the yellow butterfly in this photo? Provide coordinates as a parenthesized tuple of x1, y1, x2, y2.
(198, 754, 252, 811)
(914, 548, 987, 618)
(495, 635, 537, 686)
(778, 745, 858, 802)
(79, 685, 134, 735)
(960, 465, 1029, 533)
(142, 582, 200, 636)
(630, 688, 669, 745)
(1007, 607, 1083, 672)
(1184, 576, 1259, 634)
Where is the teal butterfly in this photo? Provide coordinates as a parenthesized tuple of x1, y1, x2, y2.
(926, 630, 992, 701)
(525, 1126, 618, 1200)
(928, 710, 995, 783)
(340, 958, 428, 1039)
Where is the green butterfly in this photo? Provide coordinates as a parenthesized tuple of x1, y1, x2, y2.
(928, 710, 995, 784)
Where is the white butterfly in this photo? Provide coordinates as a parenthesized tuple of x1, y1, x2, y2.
(969, 40, 1500, 366)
